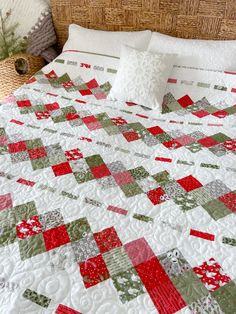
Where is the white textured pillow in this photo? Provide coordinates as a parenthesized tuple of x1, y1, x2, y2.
(63, 24, 151, 58)
(148, 32, 236, 70)
(108, 45, 176, 109)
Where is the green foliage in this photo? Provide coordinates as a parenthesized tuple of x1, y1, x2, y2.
(0, 9, 28, 61)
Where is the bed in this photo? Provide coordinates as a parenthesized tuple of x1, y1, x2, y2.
(0, 1, 236, 313)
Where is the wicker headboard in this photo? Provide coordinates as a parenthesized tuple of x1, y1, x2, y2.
(50, 0, 236, 49)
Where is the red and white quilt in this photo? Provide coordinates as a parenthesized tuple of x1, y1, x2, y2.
(0, 50, 236, 314)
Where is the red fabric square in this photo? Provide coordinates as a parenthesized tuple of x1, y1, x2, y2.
(90, 164, 111, 179)
(80, 254, 110, 288)
(16, 100, 32, 108)
(192, 110, 210, 118)
(113, 171, 134, 185)
(163, 140, 182, 149)
(66, 113, 80, 121)
(56, 304, 81, 314)
(212, 110, 229, 118)
(86, 121, 103, 131)
(193, 258, 231, 292)
(177, 175, 202, 192)
(175, 135, 195, 146)
(125, 238, 155, 266)
(123, 131, 140, 142)
(0, 193, 12, 211)
(45, 102, 60, 111)
(52, 162, 73, 176)
(177, 95, 194, 108)
(0, 135, 7, 146)
(80, 89, 93, 96)
(94, 227, 122, 253)
(219, 191, 236, 212)
(65, 149, 83, 161)
(223, 140, 236, 152)
(16, 216, 42, 239)
(63, 81, 75, 88)
(111, 117, 127, 125)
(147, 126, 164, 135)
(147, 187, 166, 205)
(136, 257, 186, 313)
(28, 147, 47, 160)
(43, 225, 70, 251)
(86, 79, 99, 89)
(8, 141, 27, 153)
(35, 111, 50, 120)
(198, 137, 218, 148)
(45, 70, 57, 79)
(82, 116, 97, 124)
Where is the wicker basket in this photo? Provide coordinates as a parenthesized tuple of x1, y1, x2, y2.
(0, 53, 44, 99)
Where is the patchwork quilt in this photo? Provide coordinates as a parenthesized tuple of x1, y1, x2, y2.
(0, 50, 236, 314)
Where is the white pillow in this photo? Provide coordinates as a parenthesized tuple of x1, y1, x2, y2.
(148, 32, 236, 71)
(108, 45, 176, 110)
(63, 24, 151, 58)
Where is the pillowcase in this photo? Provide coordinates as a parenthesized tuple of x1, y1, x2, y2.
(148, 32, 236, 71)
(63, 24, 151, 58)
(108, 45, 176, 110)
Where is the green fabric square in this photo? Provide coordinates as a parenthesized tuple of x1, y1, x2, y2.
(33, 104, 47, 112)
(0, 128, 6, 136)
(202, 199, 231, 220)
(74, 171, 94, 184)
(100, 81, 112, 93)
(104, 125, 120, 135)
(185, 142, 202, 153)
(31, 156, 50, 170)
(172, 270, 208, 304)
(204, 105, 218, 114)
(225, 106, 236, 114)
(18, 233, 46, 260)
(120, 182, 143, 197)
(156, 133, 172, 143)
(129, 166, 149, 180)
(174, 193, 198, 211)
(188, 187, 212, 206)
(168, 101, 183, 111)
(0, 221, 17, 247)
(85, 154, 104, 167)
(66, 217, 91, 242)
(62, 106, 76, 114)
(112, 268, 145, 303)
(100, 120, 115, 128)
(51, 114, 67, 123)
(77, 83, 88, 91)
(212, 281, 236, 314)
(57, 73, 71, 84)
(103, 247, 133, 276)
(162, 105, 172, 114)
(211, 133, 231, 143)
(96, 113, 110, 121)
(23, 289, 51, 308)
(152, 170, 170, 185)
(20, 106, 35, 114)
(13, 201, 38, 222)
(26, 138, 44, 149)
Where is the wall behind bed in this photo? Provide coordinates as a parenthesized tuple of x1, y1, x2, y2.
(50, 0, 236, 49)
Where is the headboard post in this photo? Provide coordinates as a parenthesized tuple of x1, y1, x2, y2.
(50, 0, 236, 49)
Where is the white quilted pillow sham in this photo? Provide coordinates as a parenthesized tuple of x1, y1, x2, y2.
(108, 45, 176, 110)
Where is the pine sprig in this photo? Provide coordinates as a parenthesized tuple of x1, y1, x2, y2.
(0, 9, 28, 61)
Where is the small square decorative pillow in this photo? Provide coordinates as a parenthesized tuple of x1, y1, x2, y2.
(108, 45, 176, 110)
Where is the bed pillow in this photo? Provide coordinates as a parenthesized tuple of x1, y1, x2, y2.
(63, 24, 151, 58)
(148, 32, 236, 71)
(108, 45, 176, 110)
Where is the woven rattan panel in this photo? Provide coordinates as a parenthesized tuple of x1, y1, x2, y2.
(50, 0, 236, 49)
